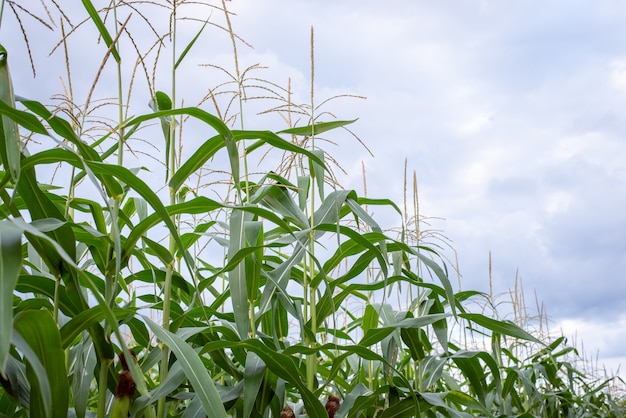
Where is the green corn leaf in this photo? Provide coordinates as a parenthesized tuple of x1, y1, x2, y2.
(257, 241, 307, 318)
(9, 101, 125, 202)
(400, 327, 426, 361)
(244, 220, 263, 304)
(59, 306, 135, 349)
(149, 91, 174, 182)
(72, 339, 97, 418)
(13, 309, 69, 418)
(243, 352, 265, 418)
(314, 274, 418, 332)
(176, 221, 216, 259)
(415, 251, 457, 316)
(309, 149, 325, 200)
(362, 304, 380, 334)
(0, 45, 21, 183)
(23, 155, 192, 274)
(145, 318, 227, 418)
(359, 313, 450, 347)
(445, 390, 489, 415)
(17, 98, 121, 179)
(460, 313, 542, 344)
(16, 274, 77, 316)
(202, 338, 327, 418)
(334, 383, 372, 418)
(0, 221, 22, 373)
(170, 128, 328, 193)
(297, 175, 310, 210)
(81, 0, 121, 63)
(141, 236, 174, 266)
(449, 350, 502, 405)
(11, 331, 52, 418)
(21, 148, 124, 199)
(429, 298, 448, 352)
(124, 196, 222, 261)
(343, 386, 393, 418)
(17, 98, 77, 139)
(278, 119, 357, 136)
(312, 190, 353, 226)
(175, 20, 209, 69)
(378, 396, 429, 418)
(9, 218, 131, 377)
(321, 230, 387, 273)
(258, 183, 309, 229)
(0, 100, 47, 134)
(240, 130, 325, 168)
(132, 361, 187, 415)
(122, 107, 233, 191)
(228, 209, 252, 339)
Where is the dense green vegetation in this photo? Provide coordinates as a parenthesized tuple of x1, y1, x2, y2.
(0, 1, 623, 417)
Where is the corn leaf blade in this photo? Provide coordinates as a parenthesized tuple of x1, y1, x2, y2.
(145, 319, 227, 418)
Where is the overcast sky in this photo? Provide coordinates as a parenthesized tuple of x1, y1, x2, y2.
(3, 1, 626, 378)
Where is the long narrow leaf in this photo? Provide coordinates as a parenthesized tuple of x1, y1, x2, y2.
(228, 209, 251, 339)
(0, 221, 22, 373)
(278, 119, 357, 136)
(13, 310, 69, 418)
(0, 45, 21, 183)
(460, 313, 542, 343)
(145, 318, 227, 418)
(359, 313, 450, 347)
(243, 352, 265, 418)
(80, 0, 121, 62)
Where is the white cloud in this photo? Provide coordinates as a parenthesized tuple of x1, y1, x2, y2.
(609, 58, 626, 93)
(557, 314, 626, 372)
(545, 191, 572, 215)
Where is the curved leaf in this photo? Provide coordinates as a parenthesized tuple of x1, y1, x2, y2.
(0, 221, 22, 373)
(13, 310, 69, 418)
(278, 119, 357, 136)
(145, 319, 227, 418)
(460, 313, 542, 344)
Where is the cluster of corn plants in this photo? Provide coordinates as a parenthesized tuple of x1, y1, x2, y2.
(0, 1, 624, 417)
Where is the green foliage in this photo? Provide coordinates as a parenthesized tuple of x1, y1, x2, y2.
(0, 2, 623, 417)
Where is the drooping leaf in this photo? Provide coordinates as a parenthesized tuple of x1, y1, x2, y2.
(59, 306, 135, 349)
(0, 221, 22, 373)
(144, 319, 227, 418)
(13, 310, 69, 418)
(257, 183, 309, 229)
(460, 313, 542, 344)
(359, 313, 450, 347)
(202, 338, 328, 418)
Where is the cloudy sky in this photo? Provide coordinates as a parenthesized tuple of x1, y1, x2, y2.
(3, 1, 626, 378)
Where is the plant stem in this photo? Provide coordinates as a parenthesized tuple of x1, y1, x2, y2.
(0, 0, 5, 30)
(158, 2, 179, 416)
(97, 359, 112, 418)
(305, 25, 317, 390)
(221, 0, 248, 203)
(53, 274, 61, 323)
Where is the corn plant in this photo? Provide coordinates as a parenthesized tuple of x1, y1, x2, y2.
(0, 1, 623, 417)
